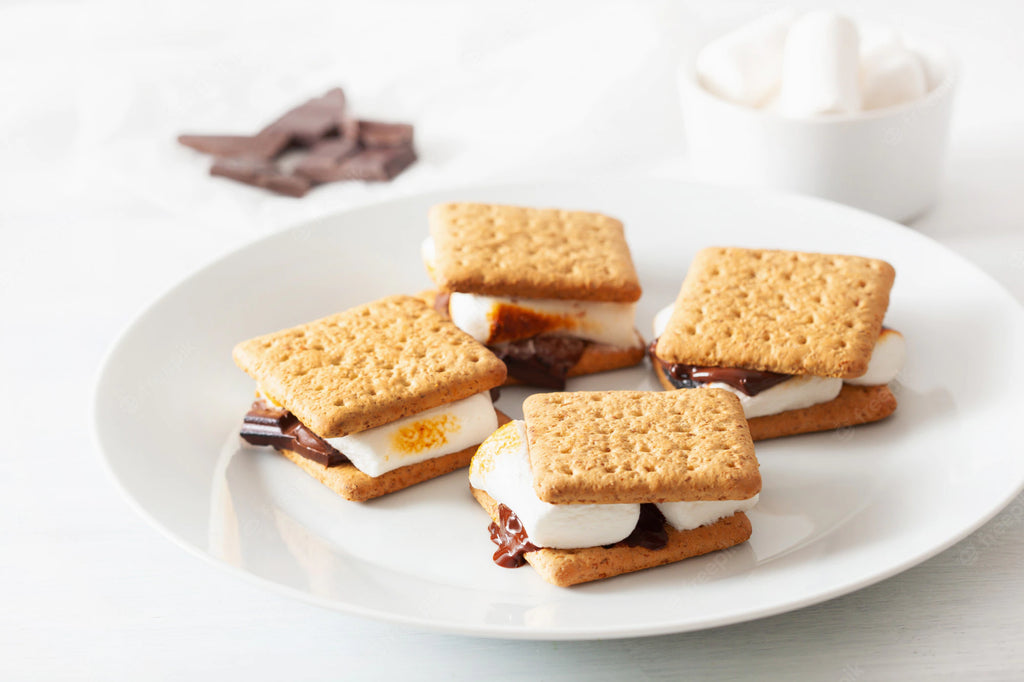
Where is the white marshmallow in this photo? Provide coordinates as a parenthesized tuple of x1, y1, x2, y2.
(327, 391, 497, 478)
(696, 8, 796, 107)
(845, 328, 906, 385)
(657, 495, 759, 532)
(421, 236, 437, 275)
(469, 421, 640, 549)
(448, 292, 640, 348)
(776, 11, 862, 116)
(707, 374, 843, 419)
(652, 303, 674, 339)
(860, 36, 928, 110)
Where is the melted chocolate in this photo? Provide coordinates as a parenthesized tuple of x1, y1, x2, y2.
(647, 339, 791, 396)
(491, 335, 588, 389)
(488, 504, 539, 568)
(618, 504, 669, 550)
(488, 503, 671, 568)
(240, 400, 348, 467)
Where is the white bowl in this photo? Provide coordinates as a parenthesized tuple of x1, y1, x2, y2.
(678, 35, 956, 223)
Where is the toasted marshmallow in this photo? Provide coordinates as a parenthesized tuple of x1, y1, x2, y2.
(469, 421, 640, 549)
(327, 391, 497, 478)
(846, 328, 906, 385)
(657, 495, 759, 532)
(448, 292, 639, 348)
(709, 375, 843, 419)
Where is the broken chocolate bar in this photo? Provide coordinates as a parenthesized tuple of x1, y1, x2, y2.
(211, 157, 311, 198)
(261, 87, 349, 147)
(179, 87, 417, 196)
(357, 120, 415, 148)
(177, 131, 290, 160)
(332, 144, 417, 181)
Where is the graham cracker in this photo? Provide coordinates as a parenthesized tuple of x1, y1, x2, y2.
(522, 390, 761, 504)
(427, 202, 642, 302)
(282, 411, 511, 501)
(655, 247, 895, 378)
(471, 488, 751, 587)
(652, 364, 897, 439)
(233, 295, 506, 438)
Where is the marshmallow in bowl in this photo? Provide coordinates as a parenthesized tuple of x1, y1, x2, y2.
(469, 420, 640, 548)
(860, 32, 929, 111)
(326, 391, 497, 477)
(776, 11, 862, 116)
(697, 9, 936, 116)
(448, 292, 639, 348)
(695, 7, 797, 108)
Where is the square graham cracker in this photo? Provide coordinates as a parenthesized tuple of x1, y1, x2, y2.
(427, 202, 642, 302)
(655, 247, 895, 379)
(522, 390, 760, 505)
(233, 295, 506, 438)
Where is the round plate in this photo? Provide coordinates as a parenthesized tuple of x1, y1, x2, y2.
(93, 180, 1024, 639)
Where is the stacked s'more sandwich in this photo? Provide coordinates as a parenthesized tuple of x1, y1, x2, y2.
(420, 202, 647, 389)
(233, 295, 508, 501)
(650, 247, 906, 440)
(468, 389, 761, 587)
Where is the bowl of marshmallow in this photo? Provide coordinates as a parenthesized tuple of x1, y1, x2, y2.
(680, 9, 956, 222)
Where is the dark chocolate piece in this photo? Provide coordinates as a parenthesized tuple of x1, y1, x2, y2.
(330, 143, 417, 181)
(177, 131, 290, 159)
(491, 334, 588, 390)
(488, 504, 540, 568)
(240, 400, 348, 467)
(357, 120, 415, 148)
(210, 157, 311, 198)
(648, 338, 792, 396)
(293, 136, 361, 182)
(617, 504, 669, 550)
(261, 87, 348, 147)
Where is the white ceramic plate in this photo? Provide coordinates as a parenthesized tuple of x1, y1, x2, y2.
(94, 180, 1024, 640)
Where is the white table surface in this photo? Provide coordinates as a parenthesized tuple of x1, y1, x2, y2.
(3, 0, 1022, 679)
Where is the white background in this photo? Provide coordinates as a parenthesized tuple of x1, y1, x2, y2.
(2, 0, 1022, 678)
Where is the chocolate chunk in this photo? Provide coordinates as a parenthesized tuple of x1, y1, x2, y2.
(618, 504, 669, 550)
(210, 157, 311, 198)
(241, 400, 348, 467)
(330, 144, 418, 181)
(261, 87, 348, 147)
(492, 335, 588, 390)
(177, 130, 291, 159)
(357, 120, 415, 148)
(293, 136, 361, 182)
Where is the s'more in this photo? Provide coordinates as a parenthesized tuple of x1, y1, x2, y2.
(233, 295, 508, 501)
(469, 390, 761, 587)
(420, 202, 647, 389)
(650, 247, 906, 440)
